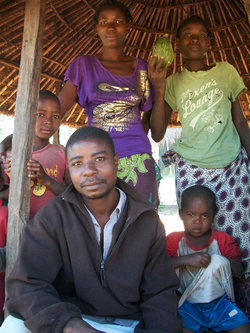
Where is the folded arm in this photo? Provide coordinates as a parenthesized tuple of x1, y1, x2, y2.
(170, 252, 211, 269)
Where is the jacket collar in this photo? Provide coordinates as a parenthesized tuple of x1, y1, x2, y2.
(61, 178, 156, 221)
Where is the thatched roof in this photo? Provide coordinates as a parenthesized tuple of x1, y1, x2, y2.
(0, 0, 250, 128)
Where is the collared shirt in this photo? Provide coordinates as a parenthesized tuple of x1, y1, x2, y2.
(86, 188, 126, 260)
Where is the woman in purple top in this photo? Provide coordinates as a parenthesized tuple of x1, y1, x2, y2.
(58, 0, 159, 206)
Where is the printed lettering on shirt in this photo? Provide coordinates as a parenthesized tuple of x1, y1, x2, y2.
(44, 164, 58, 178)
(180, 79, 224, 132)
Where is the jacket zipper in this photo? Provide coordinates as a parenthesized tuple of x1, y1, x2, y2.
(99, 210, 152, 289)
(63, 196, 154, 289)
(100, 260, 108, 288)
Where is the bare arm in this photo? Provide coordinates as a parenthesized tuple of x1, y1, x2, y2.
(63, 318, 104, 333)
(27, 159, 67, 196)
(227, 258, 243, 278)
(171, 252, 211, 269)
(141, 110, 150, 135)
(151, 102, 172, 142)
(147, 56, 173, 142)
(231, 97, 250, 159)
(58, 80, 78, 119)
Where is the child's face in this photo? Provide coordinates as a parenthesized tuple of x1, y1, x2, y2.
(178, 21, 210, 60)
(179, 195, 214, 239)
(35, 97, 61, 140)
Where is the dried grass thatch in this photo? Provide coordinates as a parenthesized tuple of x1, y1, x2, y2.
(0, 0, 250, 128)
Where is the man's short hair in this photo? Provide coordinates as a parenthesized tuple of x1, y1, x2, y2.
(181, 185, 216, 212)
(65, 126, 115, 156)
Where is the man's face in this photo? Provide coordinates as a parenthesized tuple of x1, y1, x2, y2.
(67, 139, 119, 200)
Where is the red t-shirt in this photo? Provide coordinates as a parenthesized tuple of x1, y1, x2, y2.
(166, 229, 241, 261)
(2, 144, 67, 219)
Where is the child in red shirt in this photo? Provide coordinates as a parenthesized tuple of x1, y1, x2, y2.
(166, 185, 250, 333)
(0, 90, 71, 320)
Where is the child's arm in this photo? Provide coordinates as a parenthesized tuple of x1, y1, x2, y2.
(171, 252, 211, 269)
(147, 56, 173, 142)
(226, 257, 243, 278)
(27, 159, 68, 196)
(231, 97, 250, 159)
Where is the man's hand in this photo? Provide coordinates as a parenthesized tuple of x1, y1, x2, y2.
(63, 318, 104, 333)
(187, 253, 211, 268)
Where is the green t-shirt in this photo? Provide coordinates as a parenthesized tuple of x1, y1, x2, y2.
(165, 62, 247, 168)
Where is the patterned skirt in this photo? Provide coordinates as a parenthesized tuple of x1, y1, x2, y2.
(162, 148, 250, 318)
(117, 153, 159, 207)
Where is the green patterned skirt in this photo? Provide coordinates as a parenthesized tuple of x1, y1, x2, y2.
(117, 153, 159, 207)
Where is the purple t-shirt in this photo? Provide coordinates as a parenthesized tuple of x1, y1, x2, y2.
(64, 55, 153, 157)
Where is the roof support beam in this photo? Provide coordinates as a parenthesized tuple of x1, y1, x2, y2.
(5, 0, 46, 309)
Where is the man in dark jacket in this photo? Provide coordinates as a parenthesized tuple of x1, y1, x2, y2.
(1, 126, 182, 333)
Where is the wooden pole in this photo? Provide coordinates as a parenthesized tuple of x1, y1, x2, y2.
(5, 0, 46, 294)
(52, 130, 60, 145)
(243, 0, 250, 24)
(53, 82, 61, 145)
